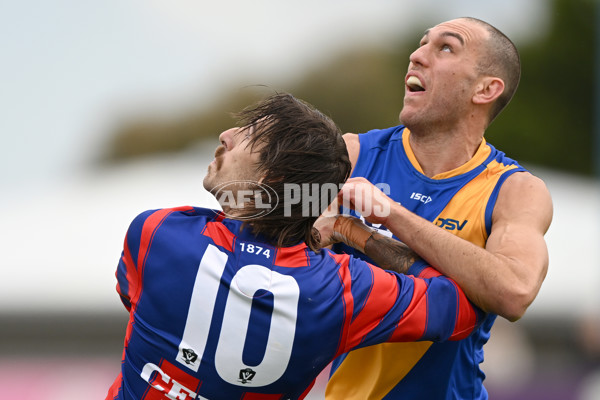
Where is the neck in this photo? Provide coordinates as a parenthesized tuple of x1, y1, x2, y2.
(407, 128, 483, 177)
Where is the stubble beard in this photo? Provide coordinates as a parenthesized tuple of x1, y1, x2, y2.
(401, 97, 465, 137)
(400, 107, 436, 136)
(203, 146, 226, 193)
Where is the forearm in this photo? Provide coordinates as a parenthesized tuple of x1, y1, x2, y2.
(332, 216, 420, 274)
(336, 175, 550, 321)
(332, 214, 518, 317)
(363, 233, 420, 274)
(383, 205, 536, 320)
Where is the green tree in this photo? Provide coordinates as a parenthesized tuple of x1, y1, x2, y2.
(486, 0, 594, 175)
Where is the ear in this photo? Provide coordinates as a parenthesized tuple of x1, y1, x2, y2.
(472, 77, 504, 105)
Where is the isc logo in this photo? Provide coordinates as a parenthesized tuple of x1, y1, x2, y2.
(410, 192, 433, 204)
(436, 218, 468, 231)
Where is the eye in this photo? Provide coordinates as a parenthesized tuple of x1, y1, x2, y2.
(441, 44, 452, 53)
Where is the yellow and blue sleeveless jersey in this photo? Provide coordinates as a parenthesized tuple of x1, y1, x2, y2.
(328, 125, 526, 400)
(107, 206, 483, 400)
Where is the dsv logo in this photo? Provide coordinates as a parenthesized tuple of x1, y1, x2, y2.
(436, 218, 468, 231)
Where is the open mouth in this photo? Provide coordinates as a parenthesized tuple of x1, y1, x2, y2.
(406, 76, 425, 92)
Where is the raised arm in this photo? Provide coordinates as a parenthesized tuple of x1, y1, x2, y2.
(339, 235, 484, 352)
(337, 175, 552, 321)
(319, 215, 420, 274)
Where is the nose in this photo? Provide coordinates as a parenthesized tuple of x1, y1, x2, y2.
(408, 44, 428, 68)
(218, 127, 238, 150)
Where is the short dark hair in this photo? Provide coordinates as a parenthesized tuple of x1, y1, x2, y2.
(463, 17, 521, 125)
(234, 93, 351, 251)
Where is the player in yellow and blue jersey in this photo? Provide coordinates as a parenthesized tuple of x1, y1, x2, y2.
(316, 17, 553, 400)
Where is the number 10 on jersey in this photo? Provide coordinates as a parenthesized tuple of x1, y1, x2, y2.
(175, 244, 300, 387)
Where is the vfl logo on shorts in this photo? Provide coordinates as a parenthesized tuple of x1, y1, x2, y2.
(239, 368, 256, 384)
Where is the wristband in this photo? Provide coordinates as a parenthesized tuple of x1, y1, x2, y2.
(333, 216, 374, 253)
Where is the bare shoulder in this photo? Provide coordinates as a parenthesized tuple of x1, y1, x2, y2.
(493, 171, 553, 232)
(343, 133, 360, 168)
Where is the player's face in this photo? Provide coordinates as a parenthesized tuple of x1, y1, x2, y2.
(400, 19, 487, 131)
(203, 125, 263, 194)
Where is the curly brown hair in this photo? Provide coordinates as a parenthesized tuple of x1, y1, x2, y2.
(233, 93, 351, 251)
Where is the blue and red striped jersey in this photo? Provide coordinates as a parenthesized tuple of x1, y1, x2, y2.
(107, 206, 483, 400)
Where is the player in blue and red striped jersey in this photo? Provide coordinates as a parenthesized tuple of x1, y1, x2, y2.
(106, 93, 484, 400)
